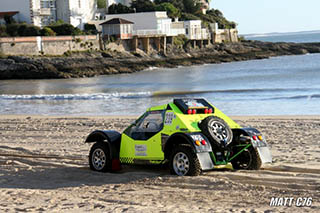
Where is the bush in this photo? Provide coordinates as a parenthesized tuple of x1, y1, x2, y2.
(6, 24, 20, 36)
(5, 24, 41, 36)
(0, 25, 8, 37)
(40, 27, 56, 36)
(48, 23, 83, 36)
(173, 34, 188, 46)
(21, 25, 41, 36)
(84, 23, 97, 35)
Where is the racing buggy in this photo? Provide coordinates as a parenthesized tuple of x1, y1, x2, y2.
(85, 98, 272, 176)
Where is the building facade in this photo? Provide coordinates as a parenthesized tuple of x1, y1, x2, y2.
(0, 0, 96, 29)
(56, 0, 96, 29)
(101, 12, 171, 36)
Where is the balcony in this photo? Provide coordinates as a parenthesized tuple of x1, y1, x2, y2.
(39, 8, 52, 16)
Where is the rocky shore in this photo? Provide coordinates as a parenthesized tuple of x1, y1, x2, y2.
(1, 40, 320, 79)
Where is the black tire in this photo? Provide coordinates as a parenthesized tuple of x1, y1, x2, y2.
(199, 116, 233, 148)
(169, 144, 201, 176)
(231, 146, 262, 170)
(89, 142, 111, 172)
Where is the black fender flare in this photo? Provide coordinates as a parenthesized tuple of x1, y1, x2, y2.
(232, 127, 262, 138)
(163, 132, 212, 159)
(232, 128, 269, 147)
(85, 130, 121, 159)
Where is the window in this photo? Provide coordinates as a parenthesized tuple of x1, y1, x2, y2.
(138, 112, 163, 132)
(124, 110, 164, 140)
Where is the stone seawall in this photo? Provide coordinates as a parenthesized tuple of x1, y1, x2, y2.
(0, 35, 100, 56)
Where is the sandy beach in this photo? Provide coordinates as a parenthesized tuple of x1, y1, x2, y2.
(0, 115, 319, 212)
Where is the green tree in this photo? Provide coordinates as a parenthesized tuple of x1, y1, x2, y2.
(183, 0, 202, 14)
(108, 3, 134, 14)
(131, 0, 156, 12)
(97, 0, 106, 8)
(4, 15, 16, 25)
(155, 2, 181, 18)
(154, 0, 184, 12)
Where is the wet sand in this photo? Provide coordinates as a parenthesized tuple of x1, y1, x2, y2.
(0, 115, 319, 212)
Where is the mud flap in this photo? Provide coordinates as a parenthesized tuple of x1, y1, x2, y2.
(197, 152, 214, 170)
(257, 147, 272, 163)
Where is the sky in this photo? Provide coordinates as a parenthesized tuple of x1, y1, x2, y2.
(211, 0, 320, 35)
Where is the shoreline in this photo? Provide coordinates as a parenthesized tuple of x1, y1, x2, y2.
(1, 114, 320, 119)
(1, 40, 320, 79)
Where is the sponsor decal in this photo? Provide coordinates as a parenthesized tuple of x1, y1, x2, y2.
(135, 144, 147, 156)
(164, 112, 176, 125)
(190, 134, 204, 142)
(269, 197, 312, 207)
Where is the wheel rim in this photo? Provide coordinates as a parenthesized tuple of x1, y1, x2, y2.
(92, 148, 106, 170)
(208, 120, 228, 142)
(173, 152, 190, 176)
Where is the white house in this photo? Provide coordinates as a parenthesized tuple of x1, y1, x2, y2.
(100, 18, 133, 39)
(184, 20, 209, 40)
(101, 12, 172, 36)
(0, 0, 96, 29)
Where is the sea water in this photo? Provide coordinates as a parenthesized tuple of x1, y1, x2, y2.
(1, 32, 320, 115)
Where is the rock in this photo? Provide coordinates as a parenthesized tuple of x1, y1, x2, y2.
(1, 41, 320, 80)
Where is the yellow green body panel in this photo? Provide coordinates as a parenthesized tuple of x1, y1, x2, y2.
(119, 133, 164, 163)
(119, 99, 241, 162)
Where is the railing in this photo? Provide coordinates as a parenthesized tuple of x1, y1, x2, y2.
(132, 29, 164, 36)
(132, 29, 188, 37)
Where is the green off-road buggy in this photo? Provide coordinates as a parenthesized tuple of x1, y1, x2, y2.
(85, 98, 272, 176)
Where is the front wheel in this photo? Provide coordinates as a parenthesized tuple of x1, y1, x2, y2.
(169, 144, 201, 176)
(89, 142, 110, 172)
(231, 146, 262, 170)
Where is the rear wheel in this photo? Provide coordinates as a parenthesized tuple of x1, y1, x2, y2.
(231, 146, 262, 170)
(169, 144, 201, 176)
(89, 142, 110, 172)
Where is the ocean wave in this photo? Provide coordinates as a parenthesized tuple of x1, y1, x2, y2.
(0, 92, 152, 101)
(1, 88, 319, 101)
(265, 94, 320, 100)
(152, 88, 318, 96)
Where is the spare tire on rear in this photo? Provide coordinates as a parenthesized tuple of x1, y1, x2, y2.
(199, 116, 233, 148)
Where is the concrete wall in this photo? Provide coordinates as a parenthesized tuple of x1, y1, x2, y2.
(0, 35, 99, 56)
(0, 0, 31, 24)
